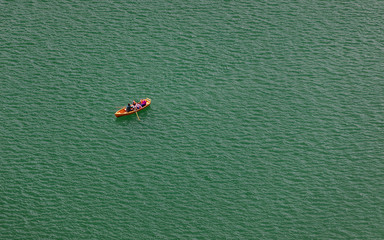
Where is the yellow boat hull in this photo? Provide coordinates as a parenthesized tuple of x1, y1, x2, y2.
(115, 98, 151, 117)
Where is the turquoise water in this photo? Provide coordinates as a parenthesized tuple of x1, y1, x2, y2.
(1, 1, 383, 239)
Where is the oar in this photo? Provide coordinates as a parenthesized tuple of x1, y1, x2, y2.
(135, 112, 140, 121)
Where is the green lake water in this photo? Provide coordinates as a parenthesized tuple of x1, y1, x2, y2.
(1, 0, 383, 239)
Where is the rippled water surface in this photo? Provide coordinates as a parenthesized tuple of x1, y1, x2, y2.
(1, 0, 383, 239)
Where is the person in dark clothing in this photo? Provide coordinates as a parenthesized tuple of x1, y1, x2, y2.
(126, 103, 133, 112)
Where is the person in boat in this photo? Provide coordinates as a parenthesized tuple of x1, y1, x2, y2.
(126, 103, 133, 112)
(132, 100, 138, 110)
(140, 99, 147, 107)
(134, 102, 142, 110)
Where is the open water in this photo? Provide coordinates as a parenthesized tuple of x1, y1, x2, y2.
(1, 0, 383, 239)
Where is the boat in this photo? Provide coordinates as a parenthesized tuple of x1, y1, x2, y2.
(115, 98, 151, 117)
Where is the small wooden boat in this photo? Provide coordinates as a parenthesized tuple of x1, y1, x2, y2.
(115, 98, 151, 117)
